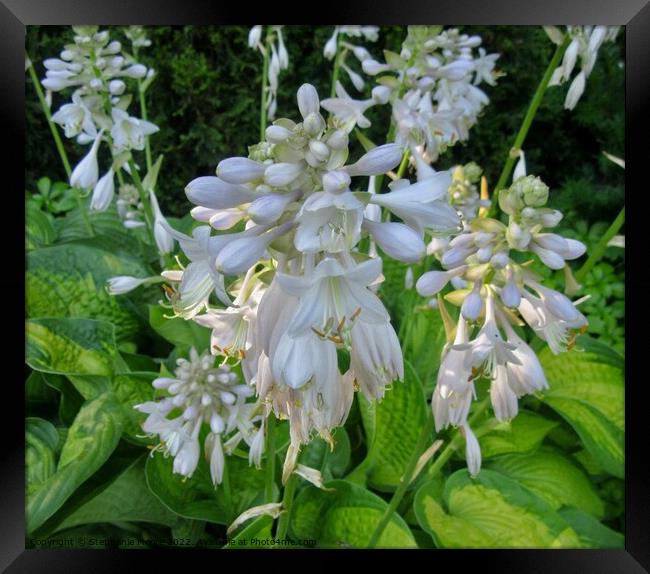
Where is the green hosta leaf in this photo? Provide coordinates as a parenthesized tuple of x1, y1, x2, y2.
(539, 342, 624, 478)
(486, 451, 605, 518)
(26, 203, 57, 249)
(54, 456, 178, 532)
(403, 307, 447, 393)
(558, 508, 624, 548)
(414, 470, 581, 548)
(54, 207, 142, 255)
(26, 417, 59, 495)
(41, 373, 84, 426)
(27, 392, 125, 533)
(149, 305, 210, 351)
(26, 318, 117, 378)
(479, 411, 558, 458)
(354, 360, 427, 490)
(27, 243, 150, 340)
(111, 373, 157, 441)
(291, 480, 417, 548)
(25, 371, 58, 405)
(145, 451, 269, 525)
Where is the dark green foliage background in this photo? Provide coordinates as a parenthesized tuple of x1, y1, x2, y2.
(26, 26, 624, 221)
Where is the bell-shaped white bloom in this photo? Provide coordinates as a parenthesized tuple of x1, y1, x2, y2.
(51, 93, 96, 139)
(564, 70, 586, 110)
(362, 219, 426, 263)
(432, 318, 474, 431)
(294, 189, 364, 253)
(518, 288, 587, 354)
(323, 28, 339, 60)
(466, 292, 521, 377)
(462, 423, 482, 477)
(149, 190, 175, 255)
(90, 168, 115, 211)
(248, 25, 263, 49)
(70, 131, 103, 190)
(370, 171, 459, 236)
(111, 108, 159, 152)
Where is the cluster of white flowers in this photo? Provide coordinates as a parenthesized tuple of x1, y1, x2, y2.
(323, 26, 379, 92)
(135, 348, 265, 486)
(162, 82, 464, 480)
(547, 25, 620, 110)
(43, 26, 159, 212)
(322, 26, 500, 163)
(248, 26, 289, 120)
(43, 26, 176, 258)
(416, 160, 588, 475)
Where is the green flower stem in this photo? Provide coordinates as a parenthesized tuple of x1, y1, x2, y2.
(127, 157, 156, 243)
(396, 149, 411, 179)
(133, 47, 153, 172)
(264, 414, 277, 503)
(489, 35, 571, 217)
(275, 473, 298, 540)
(366, 417, 434, 548)
(221, 458, 233, 522)
(260, 34, 270, 141)
(575, 206, 625, 284)
(27, 56, 72, 178)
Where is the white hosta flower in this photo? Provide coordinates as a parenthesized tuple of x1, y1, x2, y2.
(462, 423, 482, 477)
(111, 108, 159, 152)
(149, 190, 175, 255)
(90, 168, 115, 211)
(321, 82, 376, 131)
(415, 266, 466, 297)
(344, 143, 403, 176)
(369, 171, 460, 236)
(51, 93, 96, 138)
(135, 348, 260, 486)
(70, 131, 102, 189)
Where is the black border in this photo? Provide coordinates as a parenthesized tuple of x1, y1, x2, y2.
(6, 0, 645, 570)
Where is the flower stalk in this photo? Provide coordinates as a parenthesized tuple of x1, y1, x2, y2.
(490, 34, 571, 215)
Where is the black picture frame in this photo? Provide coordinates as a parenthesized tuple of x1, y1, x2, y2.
(6, 0, 644, 569)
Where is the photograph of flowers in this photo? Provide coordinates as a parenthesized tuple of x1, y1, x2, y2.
(25, 24, 625, 550)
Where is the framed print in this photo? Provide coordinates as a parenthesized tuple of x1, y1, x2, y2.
(3, 0, 645, 569)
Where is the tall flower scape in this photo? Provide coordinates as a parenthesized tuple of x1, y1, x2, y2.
(27, 24, 624, 547)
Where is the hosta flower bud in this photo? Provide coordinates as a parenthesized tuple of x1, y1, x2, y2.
(309, 140, 330, 162)
(564, 70, 586, 110)
(363, 220, 425, 263)
(326, 129, 348, 150)
(217, 157, 266, 184)
(461, 282, 484, 321)
(122, 64, 147, 78)
(297, 83, 320, 119)
(247, 192, 297, 224)
(303, 112, 325, 136)
(90, 169, 115, 211)
(109, 79, 125, 95)
(106, 275, 149, 295)
(345, 143, 402, 176)
(322, 170, 351, 193)
(265, 125, 293, 143)
(186, 176, 257, 209)
(500, 272, 521, 308)
(70, 132, 102, 190)
(264, 162, 304, 187)
(248, 25, 262, 48)
(371, 85, 391, 104)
